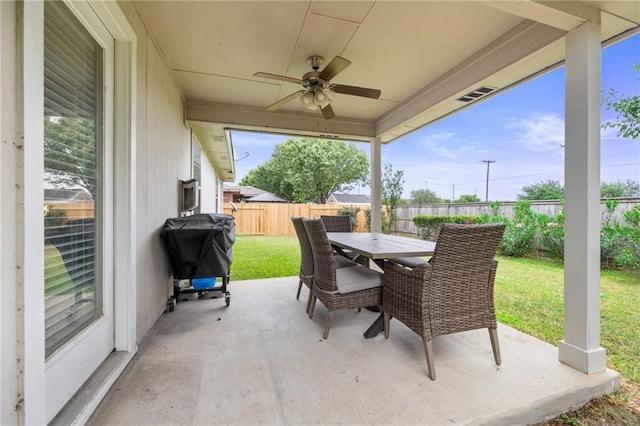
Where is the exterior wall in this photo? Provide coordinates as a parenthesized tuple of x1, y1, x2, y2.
(117, 2, 193, 341)
(199, 152, 219, 213)
(0, 1, 21, 423)
(0, 1, 224, 421)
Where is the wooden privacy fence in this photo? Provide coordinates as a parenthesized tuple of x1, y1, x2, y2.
(224, 198, 640, 237)
(222, 203, 369, 235)
(45, 201, 95, 222)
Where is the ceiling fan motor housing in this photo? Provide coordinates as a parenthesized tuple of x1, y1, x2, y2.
(302, 71, 328, 90)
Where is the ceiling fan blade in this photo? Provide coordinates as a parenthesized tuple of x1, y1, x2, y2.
(318, 56, 351, 81)
(320, 103, 335, 120)
(253, 72, 303, 85)
(266, 90, 306, 111)
(330, 84, 381, 99)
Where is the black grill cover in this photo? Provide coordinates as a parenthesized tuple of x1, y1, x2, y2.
(160, 213, 235, 279)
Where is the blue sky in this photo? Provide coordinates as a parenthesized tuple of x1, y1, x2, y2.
(230, 33, 640, 201)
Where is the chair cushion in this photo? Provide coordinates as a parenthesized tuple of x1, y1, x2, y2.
(388, 257, 429, 268)
(334, 255, 359, 269)
(335, 265, 382, 294)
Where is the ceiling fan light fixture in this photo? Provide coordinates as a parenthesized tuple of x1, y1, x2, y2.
(300, 91, 316, 109)
(314, 89, 331, 108)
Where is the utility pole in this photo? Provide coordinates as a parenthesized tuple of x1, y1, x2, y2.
(481, 160, 495, 202)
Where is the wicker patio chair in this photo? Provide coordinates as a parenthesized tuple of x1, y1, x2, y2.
(291, 217, 357, 313)
(320, 215, 352, 232)
(303, 218, 383, 339)
(382, 223, 506, 380)
(320, 214, 369, 267)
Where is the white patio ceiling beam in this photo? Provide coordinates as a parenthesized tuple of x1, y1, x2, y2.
(186, 100, 376, 142)
(482, 1, 600, 31)
(374, 20, 565, 139)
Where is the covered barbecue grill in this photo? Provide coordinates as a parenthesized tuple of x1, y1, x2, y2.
(160, 213, 235, 310)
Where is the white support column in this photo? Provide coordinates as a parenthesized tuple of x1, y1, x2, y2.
(559, 21, 607, 374)
(370, 137, 382, 233)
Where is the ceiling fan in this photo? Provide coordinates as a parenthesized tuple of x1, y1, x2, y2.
(253, 55, 382, 120)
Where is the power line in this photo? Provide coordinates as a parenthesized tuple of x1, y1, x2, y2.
(454, 162, 640, 187)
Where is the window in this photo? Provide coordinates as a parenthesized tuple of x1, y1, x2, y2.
(191, 133, 202, 214)
(192, 132, 202, 184)
(43, 0, 103, 357)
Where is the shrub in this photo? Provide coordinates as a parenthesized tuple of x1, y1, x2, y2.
(498, 202, 537, 257)
(412, 214, 477, 240)
(613, 206, 640, 272)
(363, 208, 390, 233)
(405, 201, 640, 273)
(601, 200, 620, 263)
(537, 213, 565, 259)
(337, 206, 360, 230)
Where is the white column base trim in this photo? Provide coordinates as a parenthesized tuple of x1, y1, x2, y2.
(559, 340, 607, 374)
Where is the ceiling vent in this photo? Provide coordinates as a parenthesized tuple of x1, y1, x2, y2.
(457, 86, 497, 103)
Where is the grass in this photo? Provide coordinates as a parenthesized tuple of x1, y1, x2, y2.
(230, 235, 300, 280)
(44, 243, 75, 296)
(231, 235, 640, 384)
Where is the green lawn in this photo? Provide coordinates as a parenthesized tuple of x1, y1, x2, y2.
(230, 235, 640, 383)
(230, 235, 301, 280)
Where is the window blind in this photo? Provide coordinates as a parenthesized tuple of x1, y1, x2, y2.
(43, 1, 103, 357)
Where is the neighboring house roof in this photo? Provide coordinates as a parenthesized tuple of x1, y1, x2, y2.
(223, 185, 265, 198)
(327, 193, 371, 205)
(246, 192, 287, 203)
(44, 188, 93, 202)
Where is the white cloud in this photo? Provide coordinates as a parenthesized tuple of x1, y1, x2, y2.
(600, 123, 624, 142)
(414, 130, 478, 160)
(230, 130, 288, 149)
(506, 113, 565, 152)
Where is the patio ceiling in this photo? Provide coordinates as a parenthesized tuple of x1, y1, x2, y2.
(137, 1, 639, 180)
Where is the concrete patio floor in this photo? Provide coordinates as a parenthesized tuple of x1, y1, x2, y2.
(88, 276, 620, 425)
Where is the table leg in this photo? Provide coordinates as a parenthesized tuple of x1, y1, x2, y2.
(363, 313, 384, 338)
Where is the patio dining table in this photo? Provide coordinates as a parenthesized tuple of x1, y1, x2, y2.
(326, 232, 436, 338)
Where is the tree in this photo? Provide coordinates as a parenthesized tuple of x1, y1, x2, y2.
(601, 180, 640, 198)
(44, 116, 97, 196)
(381, 164, 404, 234)
(603, 64, 639, 140)
(410, 188, 441, 204)
(455, 194, 481, 203)
(517, 180, 564, 201)
(240, 138, 369, 203)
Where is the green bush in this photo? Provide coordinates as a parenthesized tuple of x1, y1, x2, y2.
(613, 206, 640, 272)
(407, 201, 640, 274)
(363, 208, 391, 233)
(601, 200, 620, 263)
(412, 214, 477, 240)
(337, 206, 360, 230)
(537, 213, 565, 259)
(498, 202, 537, 257)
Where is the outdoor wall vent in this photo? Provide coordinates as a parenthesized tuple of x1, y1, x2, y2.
(457, 86, 497, 103)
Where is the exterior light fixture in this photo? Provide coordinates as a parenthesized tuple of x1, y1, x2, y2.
(300, 88, 331, 110)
